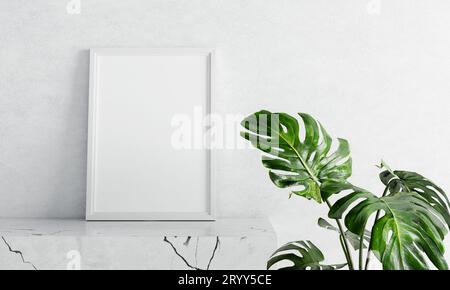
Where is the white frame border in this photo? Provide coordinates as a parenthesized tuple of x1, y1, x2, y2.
(86, 48, 216, 221)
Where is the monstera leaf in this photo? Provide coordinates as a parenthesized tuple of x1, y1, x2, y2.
(329, 191, 448, 270)
(241, 111, 352, 203)
(267, 240, 346, 270)
(380, 170, 450, 226)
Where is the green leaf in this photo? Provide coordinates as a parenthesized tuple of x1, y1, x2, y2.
(329, 191, 448, 270)
(317, 218, 370, 250)
(267, 240, 347, 270)
(318, 217, 339, 231)
(379, 170, 450, 226)
(241, 111, 352, 203)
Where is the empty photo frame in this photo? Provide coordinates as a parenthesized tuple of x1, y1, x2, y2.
(86, 48, 215, 220)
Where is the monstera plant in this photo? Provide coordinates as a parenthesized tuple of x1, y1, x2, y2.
(241, 110, 449, 270)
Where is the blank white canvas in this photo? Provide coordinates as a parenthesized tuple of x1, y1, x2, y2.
(86, 48, 215, 220)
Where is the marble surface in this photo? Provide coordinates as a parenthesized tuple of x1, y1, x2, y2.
(0, 218, 276, 270)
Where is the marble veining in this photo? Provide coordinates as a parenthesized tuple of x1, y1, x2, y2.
(1, 236, 38, 270)
(163, 236, 220, 270)
(0, 218, 276, 270)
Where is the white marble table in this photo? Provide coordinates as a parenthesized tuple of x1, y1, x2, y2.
(0, 218, 276, 270)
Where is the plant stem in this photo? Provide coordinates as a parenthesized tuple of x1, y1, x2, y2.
(364, 185, 390, 270)
(359, 229, 365, 270)
(339, 235, 352, 269)
(336, 218, 354, 270)
(325, 199, 354, 270)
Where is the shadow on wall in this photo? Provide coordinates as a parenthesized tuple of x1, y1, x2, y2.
(44, 49, 91, 218)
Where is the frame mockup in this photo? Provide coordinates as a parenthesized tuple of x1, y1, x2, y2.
(86, 48, 215, 220)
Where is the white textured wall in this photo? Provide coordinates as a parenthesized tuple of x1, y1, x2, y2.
(1, 0, 450, 265)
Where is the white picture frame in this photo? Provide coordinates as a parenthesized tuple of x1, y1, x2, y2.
(86, 48, 215, 221)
